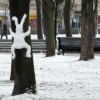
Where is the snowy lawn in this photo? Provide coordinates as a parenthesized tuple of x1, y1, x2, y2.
(2, 33, 100, 40)
(0, 52, 100, 100)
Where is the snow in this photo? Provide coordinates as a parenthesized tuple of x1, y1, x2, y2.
(1, 32, 100, 99)
(2, 32, 100, 41)
(9, 14, 31, 59)
(57, 33, 100, 38)
(0, 52, 100, 100)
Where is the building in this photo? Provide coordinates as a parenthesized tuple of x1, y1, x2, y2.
(0, 0, 100, 34)
(0, 0, 37, 29)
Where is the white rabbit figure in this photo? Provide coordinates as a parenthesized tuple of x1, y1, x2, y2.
(9, 14, 31, 59)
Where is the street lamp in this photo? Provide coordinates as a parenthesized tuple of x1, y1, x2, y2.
(54, 0, 64, 46)
(4, 0, 7, 24)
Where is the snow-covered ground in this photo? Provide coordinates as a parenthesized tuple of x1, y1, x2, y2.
(0, 52, 100, 100)
(1, 33, 100, 40)
(0, 34, 100, 99)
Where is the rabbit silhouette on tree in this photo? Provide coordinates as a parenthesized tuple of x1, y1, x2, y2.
(9, 14, 31, 59)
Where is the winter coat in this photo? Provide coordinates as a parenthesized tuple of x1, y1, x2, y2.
(3, 24, 7, 34)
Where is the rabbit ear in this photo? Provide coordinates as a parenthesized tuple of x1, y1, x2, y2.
(12, 16, 18, 26)
(20, 14, 27, 26)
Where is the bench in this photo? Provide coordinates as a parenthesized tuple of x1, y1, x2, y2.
(57, 37, 100, 54)
(0, 39, 46, 52)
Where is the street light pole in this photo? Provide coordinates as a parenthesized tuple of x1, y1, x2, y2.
(4, 0, 7, 24)
(5, 5, 6, 24)
(54, 0, 64, 47)
(54, 1, 57, 47)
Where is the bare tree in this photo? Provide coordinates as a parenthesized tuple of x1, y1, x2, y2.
(80, 0, 94, 61)
(36, 0, 43, 39)
(9, 0, 36, 95)
(64, 0, 72, 37)
(42, 0, 55, 57)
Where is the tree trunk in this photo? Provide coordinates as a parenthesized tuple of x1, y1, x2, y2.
(9, 0, 36, 95)
(10, 60, 14, 80)
(80, 0, 94, 61)
(64, 0, 72, 37)
(36, 0, 43, 39)
(42, 0, 55, 57)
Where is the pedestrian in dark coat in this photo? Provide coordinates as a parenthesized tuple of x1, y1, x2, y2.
(1, 23, 8, 39)
(72, 19, 75, 28)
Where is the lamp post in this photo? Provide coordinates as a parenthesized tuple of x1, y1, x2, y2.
(54, 0, 64, 46)
(4, 0, 7, 24)
(5, 6, 6, 24)
(54, 1, 57, 47)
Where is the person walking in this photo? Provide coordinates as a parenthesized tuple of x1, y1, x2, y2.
(1, 23, 8, 39)
(72, 19, 75, 28)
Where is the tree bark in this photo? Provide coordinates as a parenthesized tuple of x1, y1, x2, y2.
(64, 0, 72, 37)
(9, 0, 36, 95)
(80, 0, 94, 61)
(10, 60, 14, 80)
(36, 0, 43, 39)
(42, 0, 55, 57)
